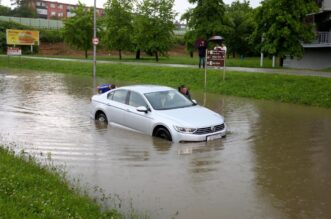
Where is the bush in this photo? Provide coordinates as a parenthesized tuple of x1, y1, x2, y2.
(39, 29, 63, 43)
(174, 35, 185, 46)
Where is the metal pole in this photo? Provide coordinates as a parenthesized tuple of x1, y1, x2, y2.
(93, 0, 97, 93)
(204, 49, 207, 91)
(272, 55, 275, 68)
(260, 52, 264, 67)
(223, 52, 226, 81)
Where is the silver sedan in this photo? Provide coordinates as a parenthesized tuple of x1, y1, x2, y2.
(90, 85, 226, 142)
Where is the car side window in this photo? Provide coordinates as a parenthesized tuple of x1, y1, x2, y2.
(107, 91, 114, 100)
(111, 90, 128, 104)
(129, 91, 147, 107)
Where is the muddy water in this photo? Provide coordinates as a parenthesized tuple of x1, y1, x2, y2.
(0, 71, 331, 219)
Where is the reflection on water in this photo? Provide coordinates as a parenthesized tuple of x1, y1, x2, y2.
(0, 71, 331, 219)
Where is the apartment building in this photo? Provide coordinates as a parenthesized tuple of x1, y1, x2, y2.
(30, 0, 104, 19)
(284, 0, 331, 69)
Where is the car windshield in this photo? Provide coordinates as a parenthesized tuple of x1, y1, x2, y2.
(144, 90, 194, 110)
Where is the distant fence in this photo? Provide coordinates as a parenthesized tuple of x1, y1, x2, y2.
(0, 16, 187, 35)
(0, 16, 64, 30)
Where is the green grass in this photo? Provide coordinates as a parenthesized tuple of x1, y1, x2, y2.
(30, 53, 274, 68)
(1, 56, 331, 108)
(0, 147, 121, 218)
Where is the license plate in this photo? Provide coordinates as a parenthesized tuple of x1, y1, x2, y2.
(206, 133, 223, 141)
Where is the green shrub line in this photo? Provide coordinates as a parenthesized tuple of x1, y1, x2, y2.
(1, 56, 330, 108)
(0, 146, 121, 218)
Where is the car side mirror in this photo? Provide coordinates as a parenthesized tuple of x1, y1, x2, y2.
(192, 99, 197, 105)
(136, 106, 149, 113)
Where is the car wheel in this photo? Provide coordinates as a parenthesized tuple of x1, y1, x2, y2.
(96, 112, 108, 123)
(155, 127, 172, 141)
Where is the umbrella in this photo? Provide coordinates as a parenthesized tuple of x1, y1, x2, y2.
(208, 35, 224, 42)
(195, 38, 207, 48)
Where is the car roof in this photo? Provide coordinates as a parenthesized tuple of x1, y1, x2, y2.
(117, 85, 175, 94)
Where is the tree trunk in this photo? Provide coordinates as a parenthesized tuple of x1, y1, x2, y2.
(155, 51, 159, 62)
(190, 51, 193, 58)
(232, 52, 235, 58)
(85, 49, 88, 59)
(119, 49, 122, 60)
(279, 56, 284, 67)
(136, 49, 140, 60)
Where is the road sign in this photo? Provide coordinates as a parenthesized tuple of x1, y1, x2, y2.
(7, 47, 22, 56)
(92, 37, 99, 45)
(207, 49, 225, 67)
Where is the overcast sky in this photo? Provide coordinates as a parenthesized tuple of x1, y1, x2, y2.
(1, 0, 263, 17)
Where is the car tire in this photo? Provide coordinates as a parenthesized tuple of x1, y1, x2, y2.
(96, 112, 108, 123)
(155, 127, 172, 141)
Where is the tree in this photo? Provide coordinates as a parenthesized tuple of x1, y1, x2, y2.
(62, 3, 93, 59)
(0, 5, 11, 16)
(225, 0, 256, 58)
(103, 0, 133, 60)
(252, 0, 318, 66)
(133, 0, 176, 62)
(186, 0, 227, 39)
(10, 0, 36, 17)
(180, 8, 195, 57)
(181, 0, 228, 58)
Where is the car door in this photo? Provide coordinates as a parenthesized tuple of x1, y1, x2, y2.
(123, 91, 154, 134)
(106, 89, 129, 125)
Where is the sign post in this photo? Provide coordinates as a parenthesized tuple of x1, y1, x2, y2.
(205, 49, 226, 89)
(92, 0, 97, 94)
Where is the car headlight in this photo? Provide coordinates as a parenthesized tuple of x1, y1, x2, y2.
(174, 126, 197, 133)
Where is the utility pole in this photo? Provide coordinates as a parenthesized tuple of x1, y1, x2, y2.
(93, 0, 97, 92)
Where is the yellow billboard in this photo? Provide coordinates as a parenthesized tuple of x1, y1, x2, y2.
(6, 29, 40, 46)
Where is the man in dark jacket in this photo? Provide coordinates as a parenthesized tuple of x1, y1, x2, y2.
(198, 41, 207, 68)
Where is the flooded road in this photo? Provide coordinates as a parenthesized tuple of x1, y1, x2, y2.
(1, 70, 331, 219)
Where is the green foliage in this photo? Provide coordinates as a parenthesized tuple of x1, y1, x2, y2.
(225, 0, 256, 57)
(174, 35, 185, 46)
(133, 0, 176, 61)
(0, 5, 11, 16)
(181, 0, 229, 57)
(186, 0, 228, 39)
(62, 3, 93, 59)
(0, 147, 122, 218)
(39, 29, 63, 43)
(10, 5, 37, 18)
(103, 0, 133, 59)
(252, 0, 318, 59)
(1, 56, 330, 108)
(183, 30, 196, 57)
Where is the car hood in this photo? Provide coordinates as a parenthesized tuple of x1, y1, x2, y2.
(156, 105, 224, 128)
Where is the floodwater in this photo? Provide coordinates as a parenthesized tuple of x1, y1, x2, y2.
(0, 70, 331, 219)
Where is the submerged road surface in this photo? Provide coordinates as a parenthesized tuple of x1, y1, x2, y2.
(1, 70, 331, 218)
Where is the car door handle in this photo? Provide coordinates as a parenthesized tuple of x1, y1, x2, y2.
(126, 109, 131, 112)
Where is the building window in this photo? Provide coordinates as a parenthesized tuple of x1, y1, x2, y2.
(36, 1, 41, 6)
(51, 11, 56, 16)
(58, 12, 63, 17)
(58, 4, 63, 9)
(50, 3, 55, 8)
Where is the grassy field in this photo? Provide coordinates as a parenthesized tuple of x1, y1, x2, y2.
(1, 56, 331, 108)
(31, 53, 275, 68)
(0, 147, 121, 218)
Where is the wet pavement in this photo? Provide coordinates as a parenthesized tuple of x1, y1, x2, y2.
(0, 70, 331, 218)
